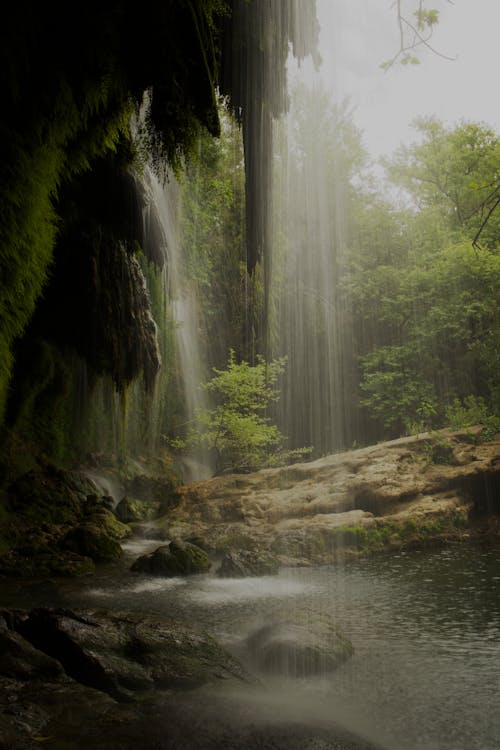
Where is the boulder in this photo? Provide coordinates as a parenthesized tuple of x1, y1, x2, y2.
(244, 618, 354, 677)
(217, 549, 280, 578)
(15, 608, 246, 702)
(131, 540, 211, 577)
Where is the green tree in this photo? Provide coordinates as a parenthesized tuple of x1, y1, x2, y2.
(343, 118, 500, 438)
(383, 117, 500, 247)
(186, 351, 306, 474)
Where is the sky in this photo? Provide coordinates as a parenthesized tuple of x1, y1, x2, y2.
(292, 0, 500, 161)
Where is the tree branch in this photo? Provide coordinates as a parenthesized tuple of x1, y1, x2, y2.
(472, 192, 500, 249)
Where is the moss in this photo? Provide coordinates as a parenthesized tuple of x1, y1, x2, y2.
(91, 509, 132, 541)
(319, 509, 471, 559)
(63, 523, 123, 562)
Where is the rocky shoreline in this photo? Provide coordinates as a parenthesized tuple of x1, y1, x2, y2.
(0, 605, 379, 750)
(1, 428, 498, 579)
(162, 427, 500, 568)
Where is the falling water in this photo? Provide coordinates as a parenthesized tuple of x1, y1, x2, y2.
(265, 2, 368, 458)
(140, 166, 215, 481)
(270, 85, 355, 456)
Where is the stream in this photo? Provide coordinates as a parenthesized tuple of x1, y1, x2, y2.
(2, 540, 500, 750)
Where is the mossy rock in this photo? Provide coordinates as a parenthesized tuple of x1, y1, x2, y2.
(62, 523, 123, 562)
(115, 496, 149, 524)
(88, 508, 131, 540)
(123, 474, 181, 516)
(130, 540, 211, 577)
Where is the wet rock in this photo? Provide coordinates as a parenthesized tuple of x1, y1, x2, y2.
(15, 608, 246, 702)
(217, 549, 280, 578)
(85, 493, 115, 512)
(244, 618, 354, 677)
(131, 540, 211, 577)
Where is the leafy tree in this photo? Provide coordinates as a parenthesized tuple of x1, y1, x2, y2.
(383, 118, 500, 247)
(353, 237, 500, 435)
(186, 351, 307, 474)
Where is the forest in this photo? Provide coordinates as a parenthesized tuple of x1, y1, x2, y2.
(169, 93, 500, 472)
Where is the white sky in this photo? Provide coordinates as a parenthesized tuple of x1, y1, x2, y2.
(293, 0, 500, 160)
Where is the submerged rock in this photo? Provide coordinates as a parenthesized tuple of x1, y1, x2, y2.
(244, 618, 354, 677)
(217, 549, 280, 578)
(130, 540, 211, 577)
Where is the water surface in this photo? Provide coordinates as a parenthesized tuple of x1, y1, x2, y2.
(2, 542, 499, 750)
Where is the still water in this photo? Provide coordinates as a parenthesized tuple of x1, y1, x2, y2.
(3, 541, 500, 750)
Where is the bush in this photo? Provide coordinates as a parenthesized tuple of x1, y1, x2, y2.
(184, 350, 311, 474)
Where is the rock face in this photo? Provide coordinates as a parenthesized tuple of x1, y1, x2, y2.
(130, 540, 211, 577)
(0, 615, 64, 681)
(163, 429, 500, 566)
(244, 619, 354, 677)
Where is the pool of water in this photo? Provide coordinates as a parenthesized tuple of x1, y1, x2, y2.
(2, 541, 500, 749)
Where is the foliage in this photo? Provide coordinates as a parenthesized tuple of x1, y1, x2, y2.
(360, 346, 438, 434)
(381, 2, 453, 71)
(445, 396, 500, 442)
(354, 239, 500, 435)
(343, 117, 500, 440)
(179, 101, 250, 368)
(445, 395, 491, 430)
(185, 350, 308, 474)
(383, 118, 500, 247)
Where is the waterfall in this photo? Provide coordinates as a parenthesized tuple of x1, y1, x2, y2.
(269, 87, 354, 456)
(72, 2, 324, 475)
(139, 166, 215, 481)
(265, 5, 361, 458)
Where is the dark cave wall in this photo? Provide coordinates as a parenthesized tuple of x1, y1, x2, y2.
(0, 1, 319, 466)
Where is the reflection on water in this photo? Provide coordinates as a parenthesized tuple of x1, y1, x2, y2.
(1, 542, 500, 750)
